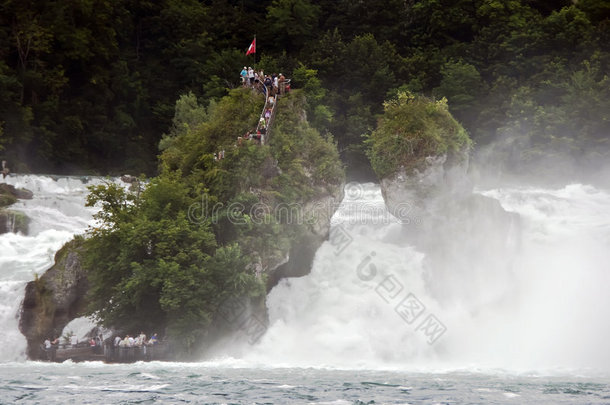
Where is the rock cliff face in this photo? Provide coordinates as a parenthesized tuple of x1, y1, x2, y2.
(267, 184, 343, 288)
(378, 149, 521, 308)
(380, 151, 471, 223)
(19, 239, 89, 359)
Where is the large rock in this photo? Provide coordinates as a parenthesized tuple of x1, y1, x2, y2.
(380, 152, 471, 223)
(379, 149, 521, 307)
(19, 239, 89, 359)
(0, 183, 34, 202)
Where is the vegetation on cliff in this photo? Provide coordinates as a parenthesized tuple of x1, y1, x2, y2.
(82, 87, 344, 354)
(367, 92, 471, 179)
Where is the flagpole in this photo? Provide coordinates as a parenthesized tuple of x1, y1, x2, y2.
(254, 34, 257, 67)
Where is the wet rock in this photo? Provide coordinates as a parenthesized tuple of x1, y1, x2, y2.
(19, 239, 89, 360)
(0, 183, 34, 202)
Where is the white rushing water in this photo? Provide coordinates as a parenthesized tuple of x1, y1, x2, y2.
(213, 182, 610, 373)
(0, 175, 107, 361)
(2, 175, 610, 375)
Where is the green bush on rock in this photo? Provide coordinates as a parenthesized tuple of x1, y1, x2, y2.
(366, 91, 472, 179)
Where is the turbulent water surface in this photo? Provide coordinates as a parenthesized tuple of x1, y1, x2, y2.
(1, 361, 610, 404)
(1, 175, 610, 403)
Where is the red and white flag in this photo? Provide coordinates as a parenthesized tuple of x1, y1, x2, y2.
(246, 38, 256, 55)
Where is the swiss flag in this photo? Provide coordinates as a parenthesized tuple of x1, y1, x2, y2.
(246, 38, 256, 55)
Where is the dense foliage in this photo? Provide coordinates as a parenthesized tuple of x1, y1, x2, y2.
(367, 92, 471, 178)
(83, 87, 344, 353)
(1, 1, 609, 177)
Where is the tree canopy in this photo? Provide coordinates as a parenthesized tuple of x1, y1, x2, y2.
(0, 0, 608, 177)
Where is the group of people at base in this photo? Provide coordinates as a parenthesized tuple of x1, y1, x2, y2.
(44, 333, 103, 350)
(114, 332, 158, 348)
(240, 67, 288, 97)
(43, 337, 60, 350)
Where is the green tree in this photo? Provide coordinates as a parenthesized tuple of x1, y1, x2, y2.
(291, 64, 332, 131)
(575, 0, 610, 25)
(433, 59, 487, 128)
(265, 0, 320, 52)
(84, 174, 266, 353)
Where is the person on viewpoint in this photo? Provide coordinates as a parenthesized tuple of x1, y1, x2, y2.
(279, 73, 286, 95)
(248, 67, 255, 86)
(240, 66, 247, 86)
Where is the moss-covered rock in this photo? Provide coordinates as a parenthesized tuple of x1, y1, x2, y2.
(368, 92, 471, 179)
(0, 193, 17, 207)
(367, 92, 472, 220)
(368, 92, 521, 309)
(0, 209, 29, 234)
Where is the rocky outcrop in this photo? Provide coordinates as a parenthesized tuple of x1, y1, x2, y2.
(19, 239, 89, 359)
(0, 183, 33, 235)
(17, 89, 346, 357)
(367, 91, 522, 307)
(266, 184, 344, 288)
(379, 150, 521, 307)
(0, 183, 34, 202)
(380, 152, 471, 223)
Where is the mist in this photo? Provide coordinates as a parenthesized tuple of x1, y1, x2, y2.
(206, 173, 610, 373)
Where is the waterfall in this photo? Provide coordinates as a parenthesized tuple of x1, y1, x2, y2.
(215, 182, 610, 372)
(3, 175, 609, 372)
(0, 175, 106, 361)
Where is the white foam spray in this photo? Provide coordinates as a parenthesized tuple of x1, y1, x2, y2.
(211, 182, 610, 373)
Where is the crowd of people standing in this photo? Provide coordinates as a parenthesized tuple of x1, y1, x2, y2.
(230, 66, 288, 150)
(113, 332, 158, 348)
(239, 67, 288, 97)
(214, 66, 292, 161)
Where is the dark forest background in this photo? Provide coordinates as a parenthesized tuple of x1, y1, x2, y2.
(1, 0, 609, 179)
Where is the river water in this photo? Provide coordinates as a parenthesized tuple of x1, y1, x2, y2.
(1, 175, 609, 404)
(1, 361, 609, 404)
